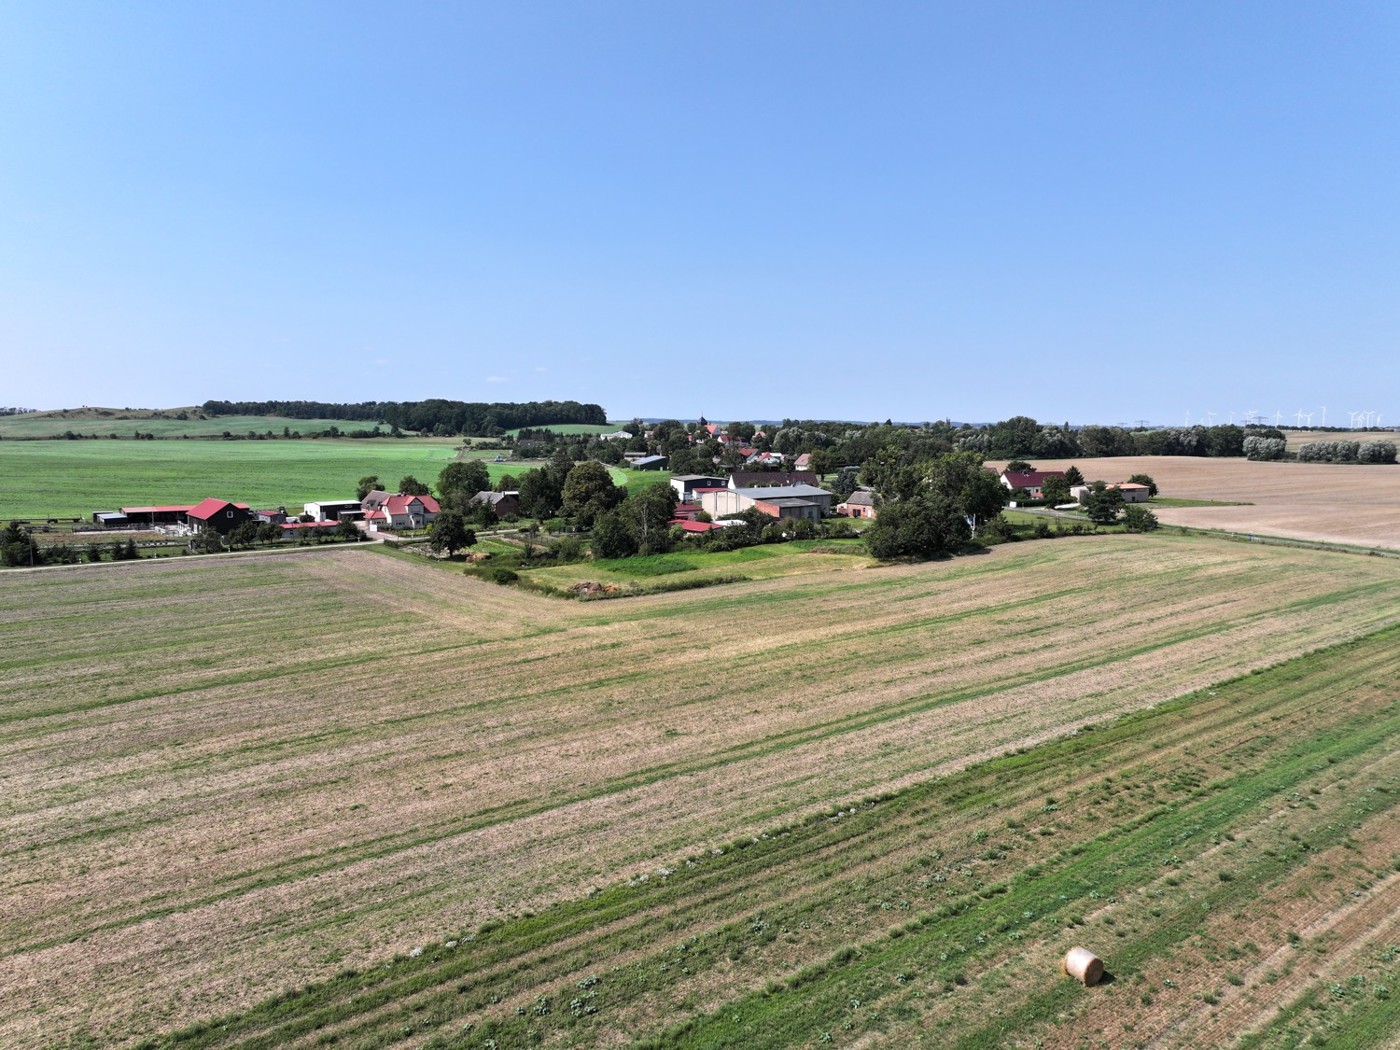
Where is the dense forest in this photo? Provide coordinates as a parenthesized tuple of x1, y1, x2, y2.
(200, 399, 607, 436)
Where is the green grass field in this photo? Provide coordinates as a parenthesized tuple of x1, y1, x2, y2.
(4, 534, 1399, 1048)
(0, 410, 359, 439)
(0, 438, 465, 517)
(505, 423, 623, 437)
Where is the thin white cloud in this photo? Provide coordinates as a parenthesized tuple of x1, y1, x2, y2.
(485, 375, 510, 383)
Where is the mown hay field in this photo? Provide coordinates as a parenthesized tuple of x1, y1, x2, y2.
(998, 455, 1400, 549)
(0, 438, 469, 519)
(2, 534, 1398, 1048)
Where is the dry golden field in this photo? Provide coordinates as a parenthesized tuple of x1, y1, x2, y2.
(2, 537, 1398, 1048)
(999, 455, 1400, 549)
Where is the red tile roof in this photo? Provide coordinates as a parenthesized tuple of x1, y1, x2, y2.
(670, 519, 721, 532)
(384, 493, 440, 514)
(1001, 470, 1065, 489)
(186, 498, 246, 521)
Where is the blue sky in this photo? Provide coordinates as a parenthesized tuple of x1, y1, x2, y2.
(2, 2, 1397, 425)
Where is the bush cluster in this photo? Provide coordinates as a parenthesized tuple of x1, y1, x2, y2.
(1296, 440, 1396, 464)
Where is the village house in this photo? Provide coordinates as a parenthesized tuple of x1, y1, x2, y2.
(361, 489, 391, 513)
(836, 490, 877, 519)
(999, 470, 1067, 499)
(670, 501, 703, 521)
(598, 430, 634, 441)
(468, 490, 521, 519)
(669, 518, 723, 536)
(793, 452, 813, 471)
(364, 493, 440, 530)
(744, 450, 785, 466)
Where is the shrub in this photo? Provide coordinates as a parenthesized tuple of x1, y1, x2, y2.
(1243, 436, 1287, 461)
(1122, 505, 1159, 532)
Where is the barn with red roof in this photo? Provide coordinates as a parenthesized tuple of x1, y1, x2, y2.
(184, 498, 253, 534)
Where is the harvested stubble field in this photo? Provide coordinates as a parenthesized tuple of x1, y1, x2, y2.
(999, 455, 1400, 550)
(2, 535, 1398, 1048)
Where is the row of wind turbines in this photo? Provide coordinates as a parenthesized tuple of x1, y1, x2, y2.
(1184, 407, 1383, 429)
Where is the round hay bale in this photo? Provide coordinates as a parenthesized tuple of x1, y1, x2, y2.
(1063, 947, 1104, 986)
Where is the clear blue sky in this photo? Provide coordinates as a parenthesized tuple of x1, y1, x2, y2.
(2, 2, 1397, 425)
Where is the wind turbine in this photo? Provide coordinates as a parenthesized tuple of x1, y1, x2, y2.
(1302, 412, 1313, 427)
(1294, 409, 1306, 427)
(1184, 410, 1191, 426)
(1228, 410, 1235, 425)
(1205, 411, 1216, 425)
(1348, 410, 1362, 428)
(1245, 409, 1259, 426)
(1273, 410, 1283, 426)
(1320, 406, 1327, 427)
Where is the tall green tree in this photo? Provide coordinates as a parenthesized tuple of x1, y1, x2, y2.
(437, 460, 491, 509)
(428, 510, 476, 557)
(1040, 475, 1072, 504)
(621, 483, 678, 555)
(590, 508, 637, 559)
(864, 496, 970, 560)
(356, 474, 382, 500)
(398, 475, 431, 496)
(923, 451, 1008, 529)
(562, 461, 621, 528)
(1, 522, 39, 567)
(1083, 481, 1125, 525)
(517, 467, 563, 520)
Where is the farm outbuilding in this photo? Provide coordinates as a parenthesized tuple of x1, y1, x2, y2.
(121, 504, 194, 526)
(185, 499, 254, 535)
(305, 500, 364, 522)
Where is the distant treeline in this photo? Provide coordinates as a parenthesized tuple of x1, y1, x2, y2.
(201, 399, 607, 436)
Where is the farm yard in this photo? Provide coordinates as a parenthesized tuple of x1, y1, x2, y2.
(2, 534, 1398, 1048)
(995, 455, 1400, 550)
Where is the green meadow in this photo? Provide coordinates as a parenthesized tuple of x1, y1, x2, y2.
(0, 438, 465, 518)
(0, 411, 355, 439)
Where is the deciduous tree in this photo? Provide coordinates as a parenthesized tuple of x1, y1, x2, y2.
(427, 510, 476, 557)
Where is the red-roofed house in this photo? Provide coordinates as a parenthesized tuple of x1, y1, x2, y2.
(185, 498, 254, 534)
(670, 518, 722, 534)
(376, 493, 440, 530)
(671, 502, 703, 521)
(999, 470, 1066, 499)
